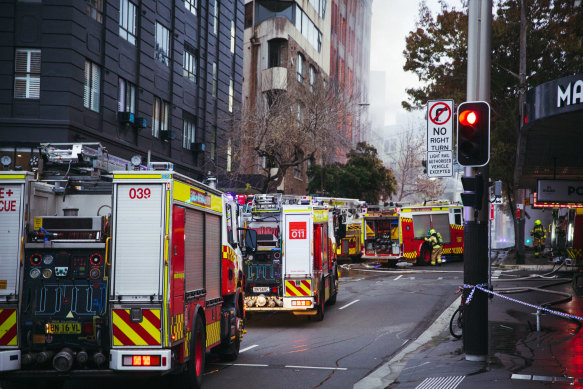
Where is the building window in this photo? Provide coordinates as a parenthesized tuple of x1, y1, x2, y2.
(155, 22, 170, 66)
(228, 79, 233, 113)
(118, 77, 135, 113)
(294, 162, 302, 179)
(230, 20, 235, 54)
(212, 62, 217, 97)
(183, 47, 197, 82)
(84, 60, 100, 112)
(296, 53, 305, 83)
(119, 0, 137, 45)
(227, 138, 232, 172)
(185, 0, 197, 15)
(268, 39, 283, 68)
(183, 115, 196, 149)
(309, 65, 317, 92)
(210, 126, 217, 161)
(86, 0, 103, 23)
(213, 0, 219, 35)
(14, 49, 40, 99)
(152, 96, 169, 138)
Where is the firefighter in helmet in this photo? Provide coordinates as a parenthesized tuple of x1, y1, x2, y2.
(424, 229, 443, 265)
(530, 220, 547, 256)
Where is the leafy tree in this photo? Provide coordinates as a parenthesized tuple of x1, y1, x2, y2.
(307, 142, 397, 204)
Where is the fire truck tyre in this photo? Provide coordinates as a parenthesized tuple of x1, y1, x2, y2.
(176, 314, 206, 389)
(326, 275, 338, 306)
(219, 305, 242, 361)
(311, 283, 326, 322)
(419, 243, 432, 265)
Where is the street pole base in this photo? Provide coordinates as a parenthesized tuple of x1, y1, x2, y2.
(465, 354, 487, 362)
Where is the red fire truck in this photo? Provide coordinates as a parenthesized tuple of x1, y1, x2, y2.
(362, 202, 464, 266)
(0, 144, 250, 388)
(243, 197, 339, 321)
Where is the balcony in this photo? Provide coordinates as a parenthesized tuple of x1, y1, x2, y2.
(261, 67, 288, 92)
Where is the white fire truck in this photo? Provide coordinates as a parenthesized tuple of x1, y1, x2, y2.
(243, 196, 339, 321)
(362, 201, 464, 266)
(0, 144, 250, 388)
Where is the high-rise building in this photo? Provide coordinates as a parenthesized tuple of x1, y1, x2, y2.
(329, 0, 372, 162)
(0, 0, 243, 181)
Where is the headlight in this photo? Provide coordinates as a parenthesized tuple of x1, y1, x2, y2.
(43, 255, 54, 265)
(42, 268, 53, 279)
(30, 268, 41, 279)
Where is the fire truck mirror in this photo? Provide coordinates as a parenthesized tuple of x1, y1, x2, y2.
(241, 228, 257, 253)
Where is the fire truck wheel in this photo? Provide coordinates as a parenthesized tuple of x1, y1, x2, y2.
(176, 314, 206, 389)
(419, 246, 432, 266)
(311, 283, 326, 321)
(219, 305, 242, 361)
(326, 274, 338, 306)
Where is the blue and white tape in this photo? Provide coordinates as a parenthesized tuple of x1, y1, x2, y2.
(463, 283, 583, 322)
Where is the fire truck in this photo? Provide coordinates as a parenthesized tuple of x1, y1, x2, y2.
(362, 202, 464, 266)
(314, 197, 364, 261)
(0, 143, 250, 388)
(243, 196, 339, 321)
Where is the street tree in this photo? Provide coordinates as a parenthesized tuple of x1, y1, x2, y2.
(307, 142, 397, 204)
(232, 78, 354, 194)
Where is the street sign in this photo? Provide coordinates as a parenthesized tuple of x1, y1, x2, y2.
(426, 100, 454, 177)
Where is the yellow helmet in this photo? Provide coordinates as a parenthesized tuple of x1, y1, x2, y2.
(535, 220, 542, 225)
(430, 229, 436, 234)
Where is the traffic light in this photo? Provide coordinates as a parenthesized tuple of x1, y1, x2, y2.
(456, 101, 490, 167)
(461, 174, 484, 210)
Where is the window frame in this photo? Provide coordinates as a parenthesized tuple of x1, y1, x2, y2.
(86, 0, 103, 23)
(212, 62, 217, 98)
(118, 77, 136, 114)
(228, 78, 233, 113)
(296, 53, 305, 83)
(183, 47, 197, 83)
(14, 48, 41, 100)
(152, 96, 169, 138)
(119, 0, 137, 45)
(182, 115, 196, 149)
(185, 0, 197, 15)
(84, 59, 101, 112)
(155, 22, 170, 66)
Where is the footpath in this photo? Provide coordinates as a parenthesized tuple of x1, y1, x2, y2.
(355, 251, 583, 389)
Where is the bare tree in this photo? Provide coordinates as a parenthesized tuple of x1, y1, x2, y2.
(390, 124, 444, 203)
(233, 78, 355, 193)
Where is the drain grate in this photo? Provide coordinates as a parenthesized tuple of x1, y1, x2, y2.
(415, 376, 465, 389)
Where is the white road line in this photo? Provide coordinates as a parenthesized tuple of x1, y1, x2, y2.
(438, 277, 443, 280)
(339, 299, 360, 310)
(239, 344, 258, 353)
(216, 363, 270, 367)
(409, 277, 415, 280)
(394, 275, 403, 281)
(285, 365, 347, 371)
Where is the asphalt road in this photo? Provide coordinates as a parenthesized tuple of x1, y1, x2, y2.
(49, 260, 464, 389)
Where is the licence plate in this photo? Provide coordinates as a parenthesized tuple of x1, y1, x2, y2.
(253, 287, 269, 293)
(46, 322, 81, 335)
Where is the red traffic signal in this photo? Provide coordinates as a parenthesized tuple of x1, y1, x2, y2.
(456, 101, 490, 167)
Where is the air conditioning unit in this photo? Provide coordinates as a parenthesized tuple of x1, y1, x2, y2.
(160, 130, 175, 141)
(135, 117, 147, 128)
(192, 142, 205, 152)
(118, 111, 135, 125)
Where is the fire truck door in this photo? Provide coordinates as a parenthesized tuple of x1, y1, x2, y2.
(171, 206, 185, 316)
(284, 213, 312, 276)
(0, 181, 25, 297)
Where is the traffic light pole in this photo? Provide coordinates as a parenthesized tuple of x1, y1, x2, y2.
(463, 0, 491, 362)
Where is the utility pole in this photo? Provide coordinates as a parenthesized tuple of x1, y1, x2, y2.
(463, 0, 491, 362)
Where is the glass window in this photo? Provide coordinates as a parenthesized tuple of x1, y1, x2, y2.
(213, 0, 218, 35)
(14, 49, 41, 99)
(155, 22, 170, 66)
(84, 60, 100, 112)
(230, 20, 235, 53)
(119, 0, 137, 45)
(294, 163, 302, 179)
(268, 39, 282, 68)
(228, 79, 233, 113)
(212, 62, 217, 97)
(185, 0, 197, 15)
(210, 126, 217, 161)
(118, 77, 135, 113)
(86, 0, 103, 23)
(183, 116, 196, 149)
(296, 53, 305, 83)
(183, 47, 197, 82)
(227, 139, 232, 172)
(152, 96, 169, 137)
(309, 65, 317, 92)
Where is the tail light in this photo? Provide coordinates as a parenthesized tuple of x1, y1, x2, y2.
(122, 355, 162, 367)
(82, 321, 93, 335)
(271, 287, 278, 294)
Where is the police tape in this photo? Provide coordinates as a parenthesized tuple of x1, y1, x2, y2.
(463, 283, 583, 322)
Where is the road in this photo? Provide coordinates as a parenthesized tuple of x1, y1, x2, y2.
(55, 260, 464, 389)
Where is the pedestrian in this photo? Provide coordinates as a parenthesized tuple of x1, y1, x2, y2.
(424, 229, 443, 265)
(530, 220, 547, 257)
(556, 216, 567, 257)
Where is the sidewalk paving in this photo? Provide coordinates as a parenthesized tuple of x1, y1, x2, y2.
(355, 250, 583, 389)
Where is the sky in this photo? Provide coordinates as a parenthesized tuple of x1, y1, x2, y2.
(369, 0, 449, 129)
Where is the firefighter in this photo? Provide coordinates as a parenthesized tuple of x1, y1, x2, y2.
(425, 229, 443, 265)
(530, 220, 547, 256)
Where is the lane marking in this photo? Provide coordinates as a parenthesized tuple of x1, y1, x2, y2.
(239, 344, 258, 353)
(339, 299, 360, 310)
(438, 277, 443, 280)
(394, 275, 403, 281)
(216, 363, 269, 367)
(285, 365, 347, 371)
